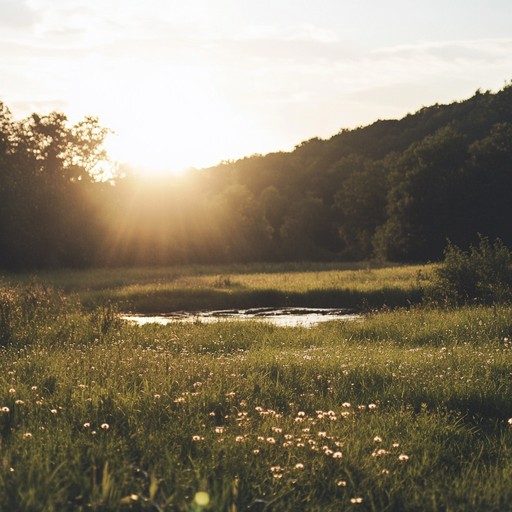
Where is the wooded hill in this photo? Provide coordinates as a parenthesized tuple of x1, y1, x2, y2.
(1, 86, 512, 269)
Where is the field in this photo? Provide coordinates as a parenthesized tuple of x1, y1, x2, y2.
(1, 264, 512, 511)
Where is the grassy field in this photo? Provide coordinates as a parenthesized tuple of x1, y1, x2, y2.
(1, 264, 512, 511)
(3, 262, 432, 312)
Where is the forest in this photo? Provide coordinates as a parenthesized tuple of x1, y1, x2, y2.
(1, 85, 512, 270)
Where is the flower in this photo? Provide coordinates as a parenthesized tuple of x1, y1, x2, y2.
(350, 497, 363, 504)
(337, 480, 347, 487)
(1, 407, 9, 413)
(100, 423, 110, 430)
(398, 454, 410, 462)
(373, 436, 382, 443)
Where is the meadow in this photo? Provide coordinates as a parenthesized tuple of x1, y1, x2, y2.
(1, 263, 512, 511)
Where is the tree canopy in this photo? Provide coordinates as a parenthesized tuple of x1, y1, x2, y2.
(1, 85, 512, 269)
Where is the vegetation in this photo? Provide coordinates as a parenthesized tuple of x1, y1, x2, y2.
(2, 86, 512, 270)
(429, 236, 512, 306)
(4, 261, 431, 313)
(0, 275, 512, 510)
(1, 81, 512, 509)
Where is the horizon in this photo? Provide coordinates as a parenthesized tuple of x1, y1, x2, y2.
(1, 0, 512, 176)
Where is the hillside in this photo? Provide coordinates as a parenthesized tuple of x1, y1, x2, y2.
(0, 86, 511, 269)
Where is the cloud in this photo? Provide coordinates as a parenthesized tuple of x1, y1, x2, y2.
(0, 0, 37, 28)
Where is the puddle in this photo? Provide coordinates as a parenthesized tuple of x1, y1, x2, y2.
(122, 307, 361, 328)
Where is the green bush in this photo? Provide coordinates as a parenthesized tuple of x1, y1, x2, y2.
(429, 236, 512, 305)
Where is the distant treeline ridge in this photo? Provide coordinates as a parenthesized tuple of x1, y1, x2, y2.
(1, 86, 511, 269)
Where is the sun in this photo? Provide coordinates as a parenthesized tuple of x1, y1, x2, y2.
(90, 77, 244, 178)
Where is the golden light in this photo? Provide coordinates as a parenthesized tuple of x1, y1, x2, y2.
(70, 64, 249, 177)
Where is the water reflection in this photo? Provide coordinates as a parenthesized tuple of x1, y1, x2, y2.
(122, 307, 361, 328)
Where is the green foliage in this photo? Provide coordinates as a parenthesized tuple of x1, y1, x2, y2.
(430, 236, 512, 305)
(3, 86, 512, 268)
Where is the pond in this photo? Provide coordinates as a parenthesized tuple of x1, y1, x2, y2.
(122, 307, 361, 328)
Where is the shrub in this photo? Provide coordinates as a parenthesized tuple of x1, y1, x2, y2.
(429, 236, 512, 305)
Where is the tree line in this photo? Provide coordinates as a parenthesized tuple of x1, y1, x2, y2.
(1, 86, 512, 270)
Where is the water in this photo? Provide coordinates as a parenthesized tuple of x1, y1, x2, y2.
(122, 307, 361, 328)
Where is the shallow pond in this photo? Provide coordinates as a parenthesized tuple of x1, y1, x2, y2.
(122, 307, 361, 328)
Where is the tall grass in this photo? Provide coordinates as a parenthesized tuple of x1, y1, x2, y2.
(0, 282, 511, 510)
(2, 262, 433, 312)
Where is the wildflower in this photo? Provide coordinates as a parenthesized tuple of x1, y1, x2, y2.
(392, 443, 400, 448)
(337, 480, 347, 487)
(235, 436, 245, 442)
(1, 407, 9, 413)
(154, 394, 161, 399)
(8, 388, 15, 394)
(342, 402, 351, 408)
(31, 386, 37, 392)
(373, 436, 382, 443)
(23, 432, 33, 439)
(295, 463, 304, 469)
(101, 423, 110, 430)
(83, 422, 91, 428)
(192, 435, 203, 441)
(297, 411, 306, 417)
(50, 409, 57, 415)
(333, 451, 342, 459)
(318, 431, 327, 438)
(372, 449, 391, 458)
(14, 400, 24, 405)
(350, 497, 363, 504)
(266, 437, 276, 444)
(253, 449, 260, 455)
(398, 454, 410, 462)
(368, 403, 377, 410)
(508, 418, 512, 426)
(215, 427, 224, 434)
(381, 469, 390, 475)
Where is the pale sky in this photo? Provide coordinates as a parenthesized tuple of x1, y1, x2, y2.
(1, 0, 512, 175)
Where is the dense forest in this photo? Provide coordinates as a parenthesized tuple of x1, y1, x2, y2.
(1, 86, 512, 270)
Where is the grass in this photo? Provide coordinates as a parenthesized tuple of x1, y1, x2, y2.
(0, 266, 511, 510)
(2, 262, 432, 312)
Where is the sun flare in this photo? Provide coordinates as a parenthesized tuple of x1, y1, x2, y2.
(91, 75, 253, 177)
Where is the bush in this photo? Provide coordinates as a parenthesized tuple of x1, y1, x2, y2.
(429, 236, 512, 305)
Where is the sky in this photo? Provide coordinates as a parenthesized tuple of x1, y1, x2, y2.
(1, 0, 512, 176)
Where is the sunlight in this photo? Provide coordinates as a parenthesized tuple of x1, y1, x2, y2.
(77, 69, 251, 177)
